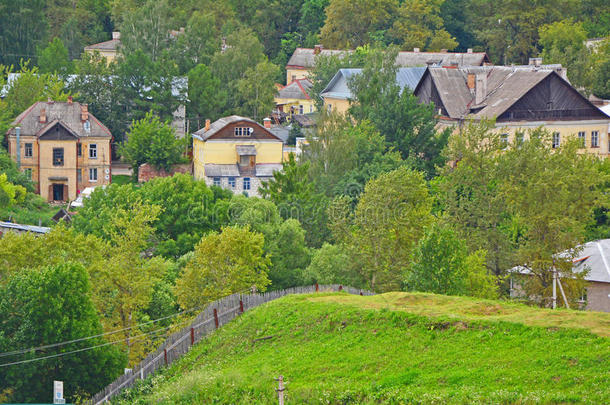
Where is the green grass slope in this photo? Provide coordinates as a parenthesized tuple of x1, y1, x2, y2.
(115, 292, 610, 404)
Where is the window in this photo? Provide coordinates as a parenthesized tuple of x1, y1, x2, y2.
(89, 143, 97, 158)
(77, 143, 82, 156)
(213, 177, 221, 186)
(298, 105, 304, 115)
(77, 169, 82, 183)
(234, 127, 252, 137)
(23, 168, 32, 180)
(24, 143, 32, 158)
(592, 131, 599, 148)
(578, 131, 586, 148)
(552, 132, 560, 148)
(83, 120, 91, 132)
(310, 105, 313, 113)
(53, 148, 64, 166)
(243, 177, 251, 191)
(516, 132, 525, 147)
(240, 155, 251, 166)
(89, 167, 98, 182)
(500, 133, 509, 150)
(228, 177, 236, 188)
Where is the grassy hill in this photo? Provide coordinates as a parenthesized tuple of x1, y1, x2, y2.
(114, 292, 610, 404)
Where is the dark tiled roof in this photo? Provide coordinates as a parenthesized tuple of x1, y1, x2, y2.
(287, 48, 490, 69)
(193, 115, 257, 140)
(8, 101, 111, 138)
(84, 38, 121, 51)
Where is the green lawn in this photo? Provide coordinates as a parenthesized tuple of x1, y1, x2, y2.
(111, 174, 133, 186)
(0, 193, 58, 226)
(113, 292, 610, 404)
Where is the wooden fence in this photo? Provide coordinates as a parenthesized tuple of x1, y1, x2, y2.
(90, 284, 372, 404)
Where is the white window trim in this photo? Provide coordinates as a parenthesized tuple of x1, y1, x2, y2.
(89, 167, 98, 182)
(89, 143, 98, 159)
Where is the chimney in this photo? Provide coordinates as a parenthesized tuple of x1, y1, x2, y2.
(475, 73, 487, 105)
(81, 104, 89, 122)
(39, 108, 46, 124)
(413, 48, 420, 53)
(314, 44, 323, 55)
(467, 48, 473, 54)
(112, 31, 121, 40)
(263, 117, 271, 129)
(205, 119, 211, 131)
(529, 57, 542, 67)
(467, 73, 475, 92)
(67, 95, 73, 104)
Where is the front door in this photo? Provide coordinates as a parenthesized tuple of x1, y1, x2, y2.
(53, 184, 64, 201)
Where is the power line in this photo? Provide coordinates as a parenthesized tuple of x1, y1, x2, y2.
(0, 319, 191, 368)
(0, 304, 203, 359)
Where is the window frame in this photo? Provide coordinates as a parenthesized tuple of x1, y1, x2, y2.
(228, 177, 236, 189)
(89, 143, 97, 159)
(592, 131, 599, 148)
(578, 131, 586, 148)
(23, 168, 32, 180)
(52, 148, 64, 166)
(500, 133, 509, 150)
(89, 167, 98, 182)
(243, 177, 251, 191)
(552, 132, 560, 149)
(213, 177, 221, 187)
(24, 143, 33, 158)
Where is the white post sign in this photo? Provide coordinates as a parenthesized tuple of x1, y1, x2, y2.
(53, 380, 65, 404)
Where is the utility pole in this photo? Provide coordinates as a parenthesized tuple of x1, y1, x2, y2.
(276, 375, 285, 405)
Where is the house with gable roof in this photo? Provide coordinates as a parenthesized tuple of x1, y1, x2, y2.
(192, 116, 285, 197)
(5, 98, 112, 202)
(274, 78, 316, 120)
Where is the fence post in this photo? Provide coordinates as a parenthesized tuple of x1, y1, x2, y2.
(276, 375, 285, 405)
(164, 348, 168, 366)
(213, 308, 219, 329)
(315, 283, 319, 292)
(239, 299, 244, 313)
(190, 328, 195, 345)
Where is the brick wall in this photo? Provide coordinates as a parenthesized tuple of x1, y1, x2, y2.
(137, 163, 192, 183)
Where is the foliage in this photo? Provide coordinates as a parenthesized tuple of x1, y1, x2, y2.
(119, 111, 185, 174)
(187, 64, 227, 130)
(89, 201, 169, 363)
(0, 225, 107, 285)
(0, 263, 125, 403)
(228, 196, 311, 289)
(237, 60, 281, 120)
(406, 222, 498, 298)
(119, 0, 171, 62)
(114, 294, 610, 404)
(539, 20, 592, 92)
(0, 192, 57, 226)
(0, 0, 48, 66)
(347, 48, 448, 177)
(174, 226, 271, 310)
(37, 37, 72, 74)
(592, 42, 610, 99)
(0, 173, 27, 208)
(320, 0, 398, 48)
(390, 0, 458, 51)
(331, 167, 434, 292)
(303, 243, 365, 287)
(260, 154, 331, 247)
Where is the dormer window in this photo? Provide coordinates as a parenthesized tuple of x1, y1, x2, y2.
(234, 127, 252, 137)
(83, 120, 91, 132)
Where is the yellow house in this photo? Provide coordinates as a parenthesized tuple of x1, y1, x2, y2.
(84, 32, 121, 64)
(274, 78, 316, 119)
(192, 116, 285, 197)
(413, 65, 610, 155)
(6, 99, 112, 202)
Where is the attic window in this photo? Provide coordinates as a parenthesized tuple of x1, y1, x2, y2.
(234, 127, 252, 137)
(84, 120, 91, 132)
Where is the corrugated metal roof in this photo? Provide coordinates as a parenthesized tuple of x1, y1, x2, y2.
(320, 67, 427, 100)
(0, 221, 50, 234)
(236, 145, 257, 155)
(255, 164, 283, 177)
(287, 48, 489, 69)
(204, 164, 240, 177)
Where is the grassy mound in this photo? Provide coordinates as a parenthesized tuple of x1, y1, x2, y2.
(115, 292, 610, 404)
